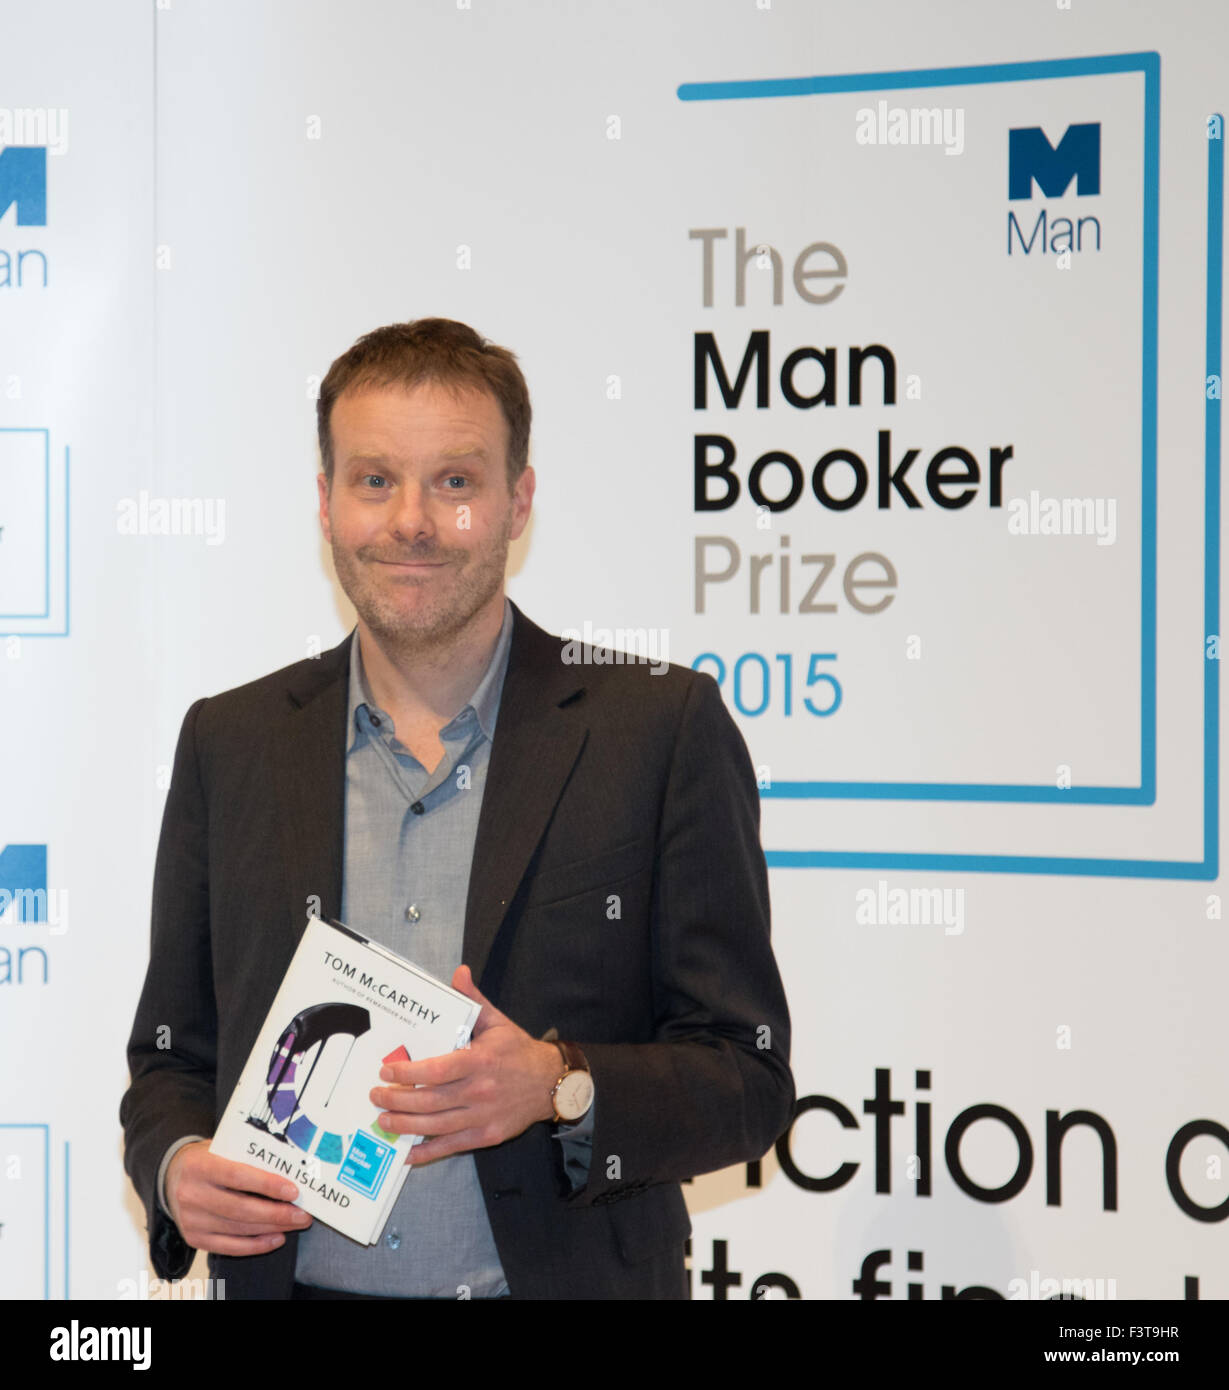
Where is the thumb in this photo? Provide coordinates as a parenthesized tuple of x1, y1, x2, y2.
(451, 964, 503, 1030)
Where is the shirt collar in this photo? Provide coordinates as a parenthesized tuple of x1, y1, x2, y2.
(346, 596, 514, 753)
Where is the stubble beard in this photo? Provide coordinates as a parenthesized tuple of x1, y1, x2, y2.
(331, 510, 513, 662)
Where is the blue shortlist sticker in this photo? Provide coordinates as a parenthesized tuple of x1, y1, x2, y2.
(337, 1130, 396, 1199)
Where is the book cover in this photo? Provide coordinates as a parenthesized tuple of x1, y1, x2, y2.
(210, 915, 480, 1245)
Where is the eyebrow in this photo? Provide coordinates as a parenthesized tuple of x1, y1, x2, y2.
(343, 446, 491, 467)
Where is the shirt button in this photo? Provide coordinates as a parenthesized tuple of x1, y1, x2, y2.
(385, 1230, 401, 1250)
(411, 801, 424, 815)
(405, 904, 421, 923)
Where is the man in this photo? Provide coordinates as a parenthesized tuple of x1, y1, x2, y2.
(120, 318, 794, 1300)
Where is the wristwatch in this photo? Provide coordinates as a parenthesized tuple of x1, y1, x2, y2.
(549, 1041, 595, 1123)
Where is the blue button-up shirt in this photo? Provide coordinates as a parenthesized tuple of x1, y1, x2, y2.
(295, 597, 592, 1296)
(295, 600, 514, 1296)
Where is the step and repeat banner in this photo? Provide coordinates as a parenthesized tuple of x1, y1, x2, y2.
(1, 0, 1225, 1299)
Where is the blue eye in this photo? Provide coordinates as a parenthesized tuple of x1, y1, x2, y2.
(444, 476, 469, 489)
(362, 474, 388, 489)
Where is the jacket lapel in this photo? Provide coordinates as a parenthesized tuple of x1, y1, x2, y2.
(274, 636, 352, 943)
(463, 602, 588, 983)
(271, 602, 588, 982)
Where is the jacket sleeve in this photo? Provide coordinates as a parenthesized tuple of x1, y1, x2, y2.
(119, 697, 218, 1279)
(568, 671, 795, 1205)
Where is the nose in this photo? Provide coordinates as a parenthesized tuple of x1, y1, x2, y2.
(388, 480, 437, 546)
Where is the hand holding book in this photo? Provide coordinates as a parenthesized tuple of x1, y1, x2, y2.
(165, 1140, 312, 1258)
(369, 963, 562, 1164)
(209, 917, 483, 1244)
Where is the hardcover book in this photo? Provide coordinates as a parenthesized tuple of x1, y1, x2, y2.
(210, 915, 480, 1244)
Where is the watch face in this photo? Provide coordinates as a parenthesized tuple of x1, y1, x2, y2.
(556, 1070, 595, 1121)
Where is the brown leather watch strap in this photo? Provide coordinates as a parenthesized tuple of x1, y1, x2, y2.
(554, 1040, 589, 1074)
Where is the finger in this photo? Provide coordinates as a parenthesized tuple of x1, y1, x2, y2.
(188, 1186, 314, 1229)
(202, 1154, 301, 1202)
(192, 1231, 291, 1257)
(372, 1073, 475, 1111)
(186, 1209, 312, 1238)
(409, 1128, 488, 1164)
(374, 1101, 471, 1138)
(376, 1051, 474, 1088)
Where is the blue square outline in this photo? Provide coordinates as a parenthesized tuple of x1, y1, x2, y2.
(680, 53, 1158, 808)
(681, 58, 1221, 880)
(0, 427, 50, 619)
(337, 1128, 396, 1200)
(0, 434, 69, 636)
(0, 1123, 50, 1299)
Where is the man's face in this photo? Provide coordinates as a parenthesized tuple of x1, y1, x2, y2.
(318, 379, 533, 650)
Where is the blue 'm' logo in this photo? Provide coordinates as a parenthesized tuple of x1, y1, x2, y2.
(0, 843, 48, 920)
(0, 147, 47, 225)
(1008, 123, 1100, 200)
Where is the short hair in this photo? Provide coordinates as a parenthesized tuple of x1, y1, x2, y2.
(317, 317, 532, 490)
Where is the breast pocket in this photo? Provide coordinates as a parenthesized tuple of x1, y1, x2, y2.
(521, 837, 651, 911)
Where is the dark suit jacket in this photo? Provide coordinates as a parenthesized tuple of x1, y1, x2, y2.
(120, 600, 794, 1299)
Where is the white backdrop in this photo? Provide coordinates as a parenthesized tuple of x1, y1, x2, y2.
(1, 0, 1225, 1300)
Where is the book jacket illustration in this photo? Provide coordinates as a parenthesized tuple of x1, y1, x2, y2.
(210, 916, 480, 1244)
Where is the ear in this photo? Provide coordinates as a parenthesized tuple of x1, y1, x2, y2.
(317, 472, 332, 544)
(509, 464, 535, 543)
